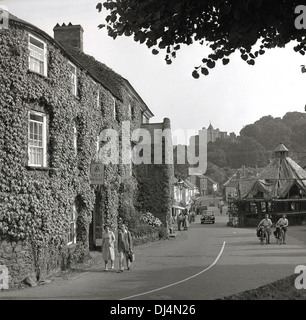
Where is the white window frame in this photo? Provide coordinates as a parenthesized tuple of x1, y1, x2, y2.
(113, 97, 117, 120)
(97, 90, 100, 108)
(142, 112, 148, 124)
(68, 61, 77, 96)
(28, 33, 48, 77)
(28, 111, 47, 167)
(68, 203, 77, 245)
(73, 124, 78, 156)
(96, 135, 100, 155)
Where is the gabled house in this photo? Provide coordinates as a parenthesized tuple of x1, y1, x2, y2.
(223, 166, 259, 201)
(189, 174, 218, 196)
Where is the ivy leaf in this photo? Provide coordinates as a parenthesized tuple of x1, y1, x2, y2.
(152, 49, 159, 55)
(98, 24, 105, 29)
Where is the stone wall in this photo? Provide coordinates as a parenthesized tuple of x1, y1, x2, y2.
(0, 240, 36, 288)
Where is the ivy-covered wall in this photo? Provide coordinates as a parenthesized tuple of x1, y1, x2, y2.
(135, 119, 174, 226)
(0, 19, 144, 287)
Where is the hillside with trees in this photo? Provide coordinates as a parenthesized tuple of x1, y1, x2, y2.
(207, 111, 306, 169)
(174, 112, 306, 180)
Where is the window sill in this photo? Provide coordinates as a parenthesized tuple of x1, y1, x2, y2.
(27, 69, 48, 79)
(26, 166, 58, 172)
(67, 243, 77, 250)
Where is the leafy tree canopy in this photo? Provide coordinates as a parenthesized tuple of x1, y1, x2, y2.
(97, 0, 306, 78)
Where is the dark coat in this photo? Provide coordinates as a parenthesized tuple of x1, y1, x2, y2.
(118, 230, 132, 253)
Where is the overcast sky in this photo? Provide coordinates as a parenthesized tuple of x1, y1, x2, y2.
(2, 0, 306, 145)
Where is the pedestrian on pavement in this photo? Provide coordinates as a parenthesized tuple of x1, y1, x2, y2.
(125, 225, 134, 269)
(101, 225, 115, 271)
(117, 224, 132, 272)
(183, 209, 189, 230)
(177, 212, 184, 231)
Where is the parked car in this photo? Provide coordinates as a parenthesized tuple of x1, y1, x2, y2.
(201, 211, 215, 224)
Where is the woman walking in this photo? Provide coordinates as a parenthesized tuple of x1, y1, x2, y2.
(101, 225, 115, 271)
(117, 224, 132, 272)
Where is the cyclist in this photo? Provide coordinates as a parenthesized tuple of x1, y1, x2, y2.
(275, 214, 288, 244)
(257, 214, 273, 244)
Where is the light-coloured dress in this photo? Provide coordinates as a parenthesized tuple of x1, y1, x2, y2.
(102, 231, 115, 261)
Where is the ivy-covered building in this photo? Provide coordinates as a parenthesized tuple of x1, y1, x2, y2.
(135, 118, 174, 227)
(0, 13, 170, 287)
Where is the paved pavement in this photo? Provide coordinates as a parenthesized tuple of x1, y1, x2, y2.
(1, 207, 306, 300)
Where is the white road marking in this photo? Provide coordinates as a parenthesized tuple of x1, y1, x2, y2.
(120, 240, 226, 300)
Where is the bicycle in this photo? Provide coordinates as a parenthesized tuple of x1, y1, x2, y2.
(276, 226, 285, 245)
(259, 226, 269, 245)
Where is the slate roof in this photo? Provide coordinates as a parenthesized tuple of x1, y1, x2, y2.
(184, 179, 197, 189)
(274, 143, 289, 153)
(240, 144, 306, 199)
(223, 167, 259, 188)
(64, 46, 124, 101)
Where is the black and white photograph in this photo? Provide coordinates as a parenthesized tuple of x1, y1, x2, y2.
(0, 0, 306, 305)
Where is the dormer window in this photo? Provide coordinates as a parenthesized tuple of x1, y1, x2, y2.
(29, 34, 48, 76)
(68, 62, 77, 95)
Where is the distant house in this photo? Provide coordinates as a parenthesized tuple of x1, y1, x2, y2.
(223, 166, 259, 201)
(189, 123, 230, 146)
(183, 179, 199, 208)
(189, 174, 218, 196)
(172, 177, 198, 218)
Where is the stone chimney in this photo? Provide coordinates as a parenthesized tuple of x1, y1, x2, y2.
(53, 22, 84, 51)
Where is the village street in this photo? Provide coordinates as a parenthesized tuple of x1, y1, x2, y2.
(1, 207, 306, 301)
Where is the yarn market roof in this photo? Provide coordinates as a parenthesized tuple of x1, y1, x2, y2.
(239, 144, 306, 199)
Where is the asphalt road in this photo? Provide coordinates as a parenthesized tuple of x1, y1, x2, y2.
(1, 207, 306, 300)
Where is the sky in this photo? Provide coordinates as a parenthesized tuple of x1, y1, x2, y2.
(2, 0, 306, 145)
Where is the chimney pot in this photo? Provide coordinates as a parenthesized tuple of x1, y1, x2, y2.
(53, 23, 84, 52)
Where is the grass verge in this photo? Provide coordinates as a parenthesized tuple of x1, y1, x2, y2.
(220, 274, 306, 300)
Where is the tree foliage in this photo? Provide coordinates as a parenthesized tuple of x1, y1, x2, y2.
(97, 0, 306, 77)
(240, 112, 306, 153)
(207, 137, 269, 169)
